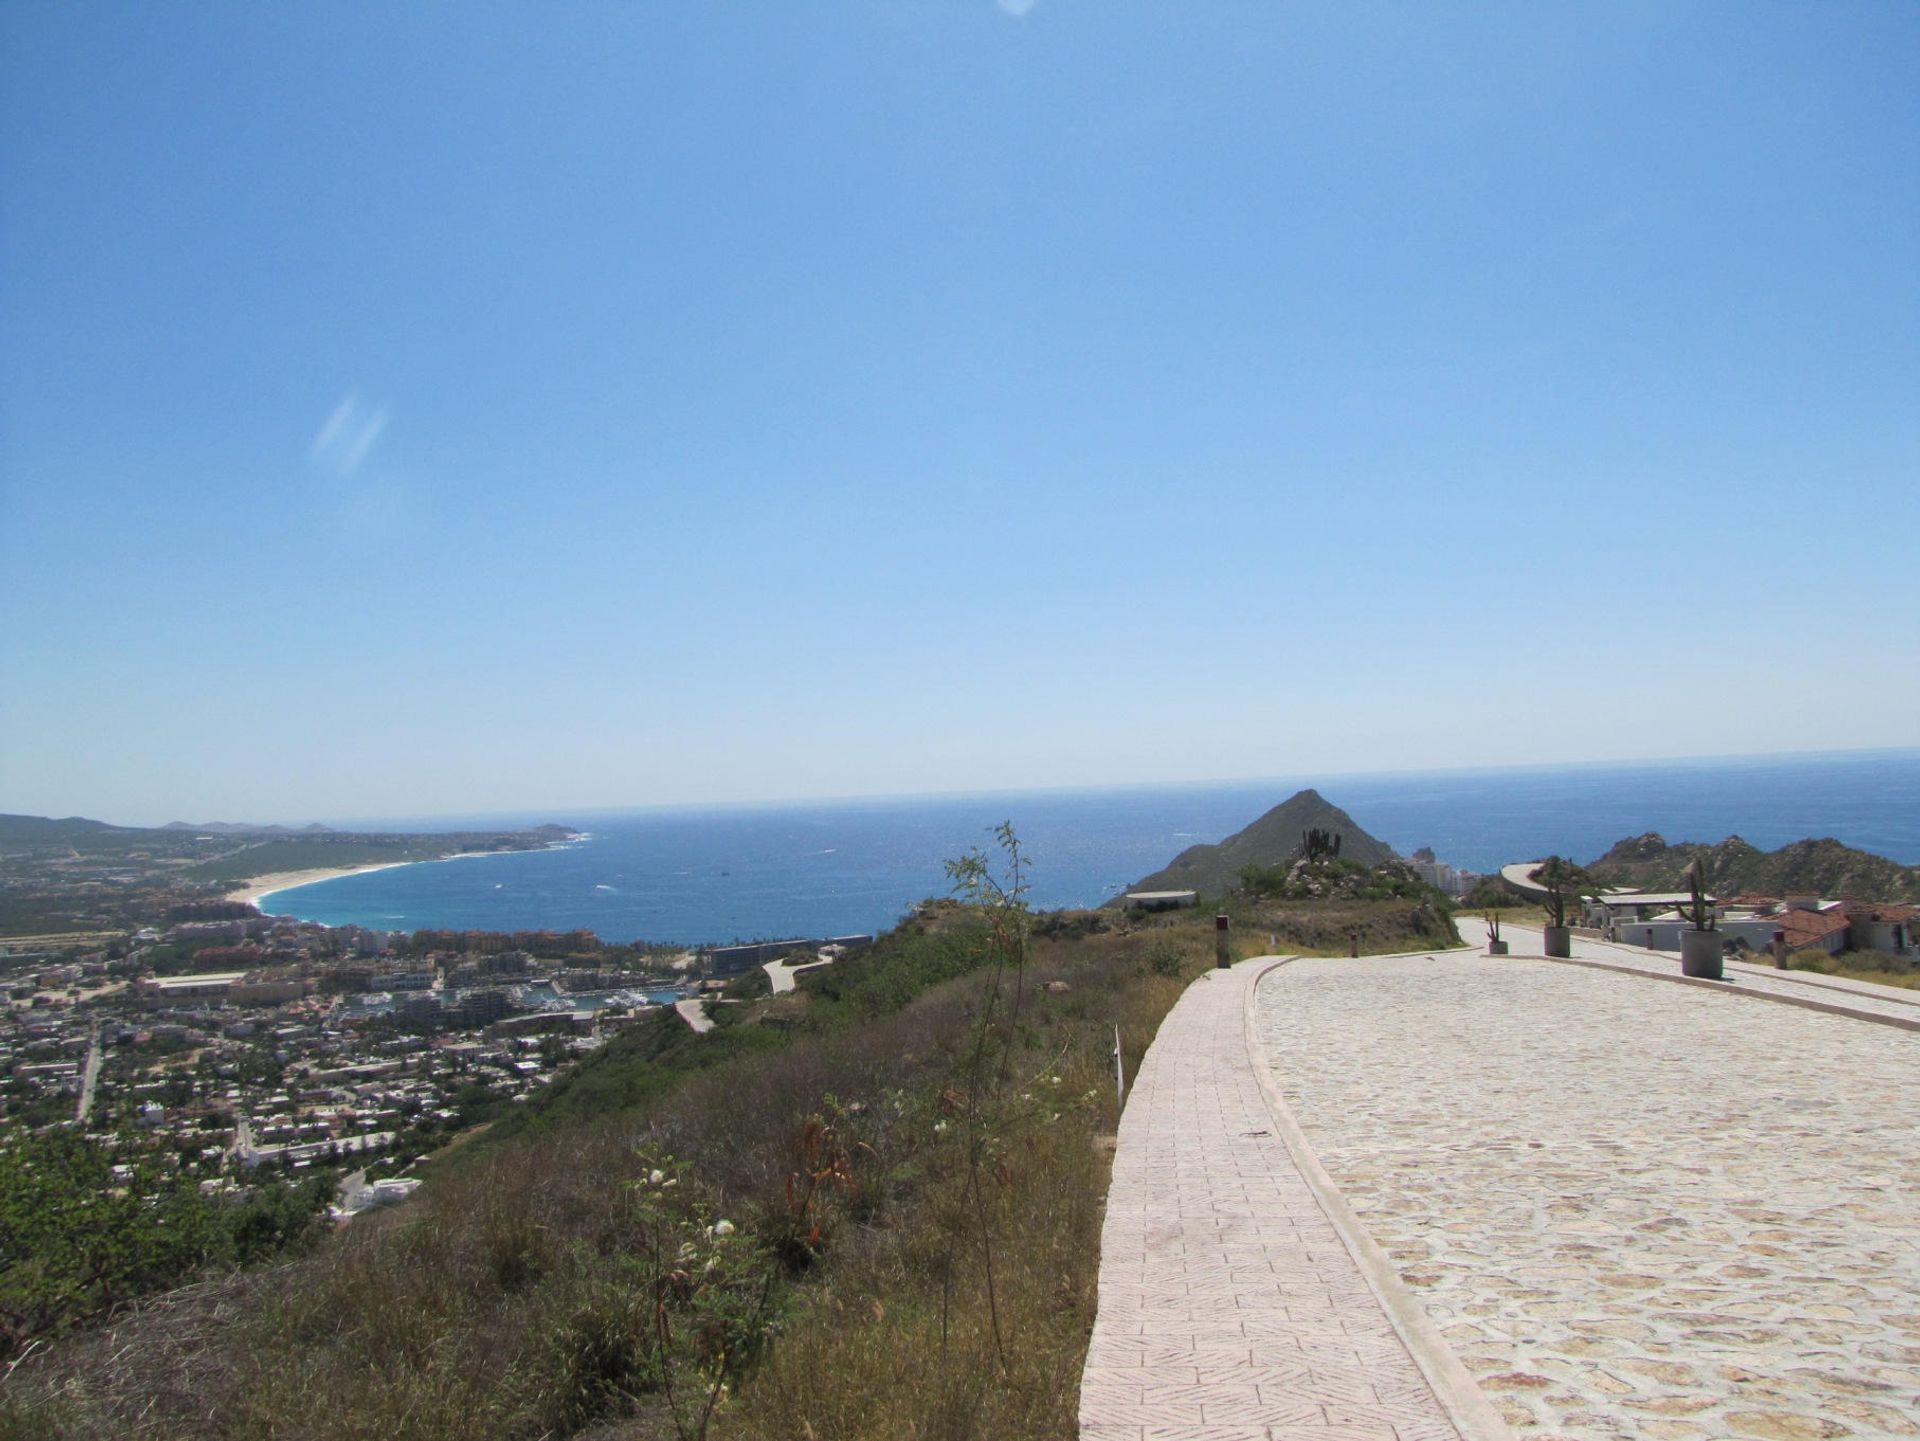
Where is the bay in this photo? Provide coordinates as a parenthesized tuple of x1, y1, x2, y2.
(261, 748, 1920, 946)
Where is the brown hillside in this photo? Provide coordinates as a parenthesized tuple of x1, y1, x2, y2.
(1587, 832, 1920, 904)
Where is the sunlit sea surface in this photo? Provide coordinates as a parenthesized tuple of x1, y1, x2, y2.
(261, 750, 1920, 946)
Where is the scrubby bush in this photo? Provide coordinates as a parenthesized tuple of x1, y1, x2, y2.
(0, 1134, 330, 1352)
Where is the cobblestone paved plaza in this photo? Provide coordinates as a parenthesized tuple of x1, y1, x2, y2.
(1256, 953, 1920, 1439)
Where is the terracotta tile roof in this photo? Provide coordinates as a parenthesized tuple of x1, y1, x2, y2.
(1778, 909, 1850, 948)
(1841, 900, 1919, 923)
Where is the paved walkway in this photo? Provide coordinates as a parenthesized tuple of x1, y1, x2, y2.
(1257, 950, 1920, 1440)
(1460, 918, 1920, 1028)
(763, 955, 833, 994)
(1079, 959, 1508, 1441)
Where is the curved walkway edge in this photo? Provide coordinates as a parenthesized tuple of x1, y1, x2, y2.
(1078, 957, 1513, 1441)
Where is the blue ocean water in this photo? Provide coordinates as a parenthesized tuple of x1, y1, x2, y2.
(264, 749, 1920, 947)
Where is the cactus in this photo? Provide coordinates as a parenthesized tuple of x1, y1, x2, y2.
(1681, 857, 1716, 931)
(1532, 856, 1592, 929)
(1299, 827, 1345, 864)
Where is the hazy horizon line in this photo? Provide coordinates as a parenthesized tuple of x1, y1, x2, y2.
(23, 742, 1918, 834)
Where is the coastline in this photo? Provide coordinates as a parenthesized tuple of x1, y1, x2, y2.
(229, 844, 564, 914)
(202, 755, 1920, 943)
(226, 862, 415, 910)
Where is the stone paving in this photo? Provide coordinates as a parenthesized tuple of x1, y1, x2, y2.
(1256, 951, 1920, 1440)
(1459, 917, 1920, 1029)
(1079, 960, 1506, 1441)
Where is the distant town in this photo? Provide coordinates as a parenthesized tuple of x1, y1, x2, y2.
(0, 813, 869, 1221)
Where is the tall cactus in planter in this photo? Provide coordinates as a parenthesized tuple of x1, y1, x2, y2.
(1532, 856, 1591, 958)
(1678, 857, 1724, 979)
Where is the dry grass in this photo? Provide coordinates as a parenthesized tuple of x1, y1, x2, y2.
(717, 928, 1197, 1441)
(1462, 904, 1550, 927)
(1784, 948, 1920, 990)
(0, 929, 129, 948)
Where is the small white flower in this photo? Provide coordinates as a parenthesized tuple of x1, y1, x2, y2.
(648, 1168, 665, 1185)
(713, 1218, 735, 1236)
(933, 1120, 949, 1133)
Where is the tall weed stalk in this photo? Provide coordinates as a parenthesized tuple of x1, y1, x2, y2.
(940, 823, 1032, 1375)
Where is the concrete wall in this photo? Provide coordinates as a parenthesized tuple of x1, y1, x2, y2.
(1614, 917, 1782, 954)
(1849, 919, 1915, 957)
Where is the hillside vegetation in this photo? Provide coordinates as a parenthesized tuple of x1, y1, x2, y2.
(2, 834, 1457, 1441)
(1587, 833, 1920, 903)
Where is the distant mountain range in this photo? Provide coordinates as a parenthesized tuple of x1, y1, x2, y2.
(0, 813, 574, 848)
(0, 814, 337, 842)
(1586, 832, 1920, 905)
(0, 813, 129, 844)
(161, 821, 337, 835)
(1121, 789, 1399, 899)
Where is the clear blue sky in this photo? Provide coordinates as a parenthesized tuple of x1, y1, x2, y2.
(3, 2, 1916, 825)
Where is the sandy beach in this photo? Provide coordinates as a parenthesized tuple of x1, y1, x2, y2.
(226, 847, 533, 912)
(224, 863, 413, 909)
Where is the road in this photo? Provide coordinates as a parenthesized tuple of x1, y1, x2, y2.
(74, 1022, 102, 1124)
(230, 1112, 256, 1165)
(762, 954, 834, 994)
(673, 997, 714, 1034)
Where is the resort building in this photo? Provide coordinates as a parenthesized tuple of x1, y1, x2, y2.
(1122, 890, 1199, 912)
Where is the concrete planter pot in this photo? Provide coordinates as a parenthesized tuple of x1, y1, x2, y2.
(1680, 929, 1724, 980)
(1487, 939, 1510, 955)
(1543, 925, 1572, 958)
